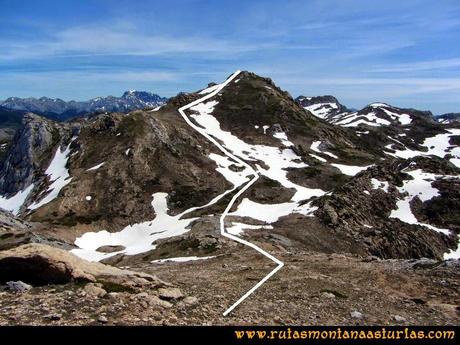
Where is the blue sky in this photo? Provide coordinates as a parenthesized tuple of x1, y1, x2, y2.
(1, 0, 459, 114)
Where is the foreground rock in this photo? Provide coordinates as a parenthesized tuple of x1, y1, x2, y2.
(5, 281, 32, 293)
(0, 243, 164, 290)
(0, 249, 458, 325)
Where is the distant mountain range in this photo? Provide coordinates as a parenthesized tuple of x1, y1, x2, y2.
(0, 91, 168, 120)
(1, 90, 456, 125)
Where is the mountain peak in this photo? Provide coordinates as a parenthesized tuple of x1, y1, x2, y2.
(296, 95, 349, 120)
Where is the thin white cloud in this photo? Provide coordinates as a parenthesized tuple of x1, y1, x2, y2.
(2, 70, 178, 83)
(369, 58, 460, 73)
(0, 23, 276, 61)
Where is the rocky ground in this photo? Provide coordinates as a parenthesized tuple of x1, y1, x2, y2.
(1, 243, 458, 325)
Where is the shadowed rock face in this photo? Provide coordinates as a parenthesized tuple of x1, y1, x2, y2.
(0, 256, 76, 285)
(0, 113, 75, 196)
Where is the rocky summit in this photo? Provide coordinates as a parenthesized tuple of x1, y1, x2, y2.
(0, 71, 459, 325)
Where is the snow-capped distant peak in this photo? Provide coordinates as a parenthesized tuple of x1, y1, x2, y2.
(298, 97, 428, 128)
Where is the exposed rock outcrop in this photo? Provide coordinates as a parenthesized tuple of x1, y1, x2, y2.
(0, 243, 164, 289)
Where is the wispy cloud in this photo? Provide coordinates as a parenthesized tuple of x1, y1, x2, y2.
(369, 58, 460, 73)
(0, 22, 277, 61)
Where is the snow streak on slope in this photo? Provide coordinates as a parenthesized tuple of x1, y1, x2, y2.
(189, 100, 325, 204)
(152, 255, 216, 263)
(303, 102, 339, 119)
(310, 141, 338, 159)
(28, 139, 74, 210)
(86, 162, 105, 171)
(331, 163, 372, 176)
(335, 111, 391, 127)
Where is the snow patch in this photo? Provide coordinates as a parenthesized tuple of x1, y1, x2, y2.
(152, 255, 216, 263)
(335, 111, 391, 127)
(72, 192, 197, 261)
(385, 129, 460, 168)
(331, 163, 372, 176)
(371, 178, 390, 192)
(230, 198, 318, 224)
(389, 169, 453, 235)
(273, 132, 294, 147)
(444, 235, 460, 260)
(189, 101, 325, 203)
(0, 184, 35, 215)
(380, 108, 412, 125)
(226, 222, 273, 236)
(208, 153, 251, 187)
(303, 103, 338, 119)
(230, 198, 300, 223)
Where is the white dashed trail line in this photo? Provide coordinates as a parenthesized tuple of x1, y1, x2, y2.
(178, 70, 284, 316)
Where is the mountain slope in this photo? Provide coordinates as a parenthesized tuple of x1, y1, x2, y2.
(0, 71, 459, 265)
(297, 96, 436, 128)
(296, 95, 351, 121)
